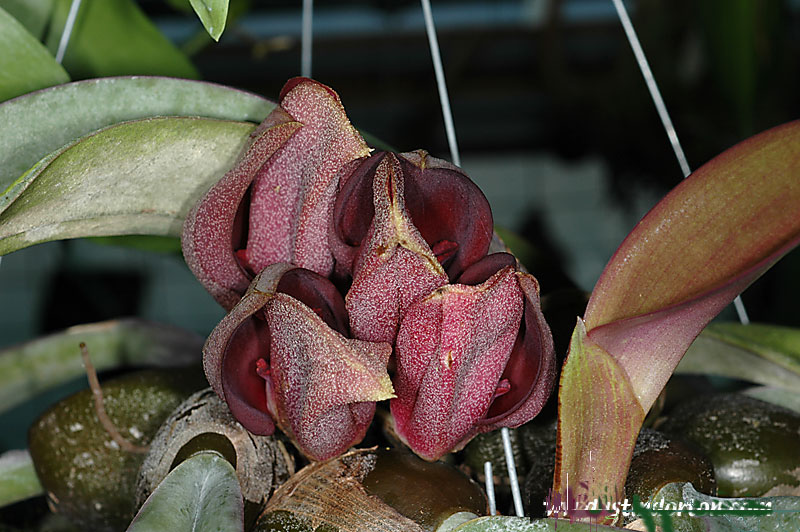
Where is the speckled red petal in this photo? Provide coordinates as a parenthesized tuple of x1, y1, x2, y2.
(265, 293, 394, 461)
(241, 78, 370, 277)
(479, 272, 556, 429)
(182, 111, 301, 310)
(203, 285, 275, 435)
(398, 150, 494, 280)
(345, 153, 448, 344)
(390, 266, 525, 460)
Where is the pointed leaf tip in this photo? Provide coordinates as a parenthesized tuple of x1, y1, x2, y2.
(585, 119, 800, 412)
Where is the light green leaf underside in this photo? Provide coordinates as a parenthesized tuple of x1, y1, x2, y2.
(0, 76, 274, 192)
(0, 117, 255, 255)
(127, 451, 243, 532)
(0, 6, 69, 103)
(0, 319, 203, 416)
(189, 0, 229, 41)
(0, 450, 44, 508)
(0, 0, 54, 39)
(742, 386, 800, 415)
(677, 322, 800, 390)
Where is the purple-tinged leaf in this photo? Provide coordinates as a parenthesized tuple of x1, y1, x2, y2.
(555, 120, 800, 515)
(585, 120, 800, 412)
(553, 320, 643, 519)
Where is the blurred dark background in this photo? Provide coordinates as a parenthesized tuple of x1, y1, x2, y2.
(2, 0, 800, 351)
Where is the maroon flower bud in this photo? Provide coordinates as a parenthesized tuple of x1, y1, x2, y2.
(390, 257, 556, 461)
(183, 77, 370, 309)
(203, 263, 394, 461)
(331, 150, 494, 281)
(331, 151, 494, 343)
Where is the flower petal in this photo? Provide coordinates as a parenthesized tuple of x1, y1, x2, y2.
(391, 266, 524, 460)
(182, 112, 301, 309)
(345, 153, 448, 344)
(265, 293, 394, 461)
(241, 78, 370, 277)
(398, 151, 494, 280)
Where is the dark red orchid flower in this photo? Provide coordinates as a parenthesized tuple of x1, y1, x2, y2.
(330, 150, 494, 343)
(390, 254, 556, 461)
(203, 262, 394, 461)
(183, 77, 370, 309)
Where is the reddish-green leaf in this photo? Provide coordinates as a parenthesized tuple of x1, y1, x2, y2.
(555, 120, 800, 515)
(586, 120, 800, 412)
(554, 320, 643, 517)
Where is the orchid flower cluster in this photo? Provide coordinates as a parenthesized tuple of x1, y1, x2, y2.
(182, 77, 556, 461)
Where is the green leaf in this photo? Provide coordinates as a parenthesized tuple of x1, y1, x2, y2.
(0, 76, 274, 194)
(0, 116, 255, 255)
(556, 121, 800, 513)
(0, 0, 54, 39)
(127, 451, 243, 532)
(742, 386, 800, 415)
(0, 319, 203, 416)
(45, 0, 198, 79)
(677, 322, 800, 390)
(189, 0, 228, 41)
(554, 320, 644, 517)
(0, 450, 44, 508)
(0, 6, 69, 103)
(584, 120, 800, 413)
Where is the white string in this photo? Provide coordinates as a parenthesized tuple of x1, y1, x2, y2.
(501, 427, 524, 517)
(610, 0, 689, 178)
(301, 0, 313, 77)
(611, 0, 750, 325)
(420, 0, 461, 167)
(484, 461, 497, 515)
(55, 0, 83, 64)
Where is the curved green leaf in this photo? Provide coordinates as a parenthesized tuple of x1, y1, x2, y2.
(742, 386, 800, 415)
(45, 0, 197, 80)
(0, 318, 203, 415)
(127, 451, 243, 532)
(0, 450, 44, 508)
(190, 0, 229, 41)
(0, 6, 69, 103)
(585, 121, 800, 413)
(0, 116, 255, 255)
(0, 77, 273, 191)
(677, 323, 800, 390)
(554, 320, 643, 520)
(556, 121, 800, 515)
(0, 0, 54, 39)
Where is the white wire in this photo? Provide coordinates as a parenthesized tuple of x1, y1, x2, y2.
(501, 427, 524, 517)
(55, 0, 83, 64)
(420, 0, 461, 167)
(484, 461, 497, 515)
(610, 0, 689, 178)
(611, 0, 750, 326)
(301, 0, 313, 77)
